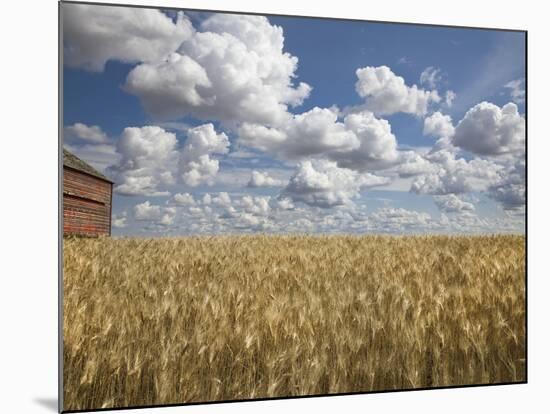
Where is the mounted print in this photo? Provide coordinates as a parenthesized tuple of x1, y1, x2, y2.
(60, 1, 526, 412)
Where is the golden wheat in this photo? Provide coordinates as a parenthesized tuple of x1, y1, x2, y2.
(63, 234, 525, 411)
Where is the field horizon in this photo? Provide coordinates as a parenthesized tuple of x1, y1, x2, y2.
(65, 232, 527, 240)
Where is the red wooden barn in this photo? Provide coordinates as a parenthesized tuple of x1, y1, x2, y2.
(63, 148, 113, 236)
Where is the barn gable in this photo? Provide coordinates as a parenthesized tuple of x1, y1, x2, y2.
(63, 149, 114, 237)
(63, 149, 113, 183)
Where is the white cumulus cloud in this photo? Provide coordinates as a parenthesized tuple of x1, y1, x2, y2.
(179, 124, 230, 187)
(423, 112, 455, 138)
(355, 65, 440, 116)
(453, 102, 525, 156)
(336, 110, 400, 170)
(410, 149, 503, 195)
(488, 159, 525, 210)
(124, 13, 311, 125)
(395, 150, 440, 178)
(247, 171, 285, 188)
(134, 201, 176, 226)
(173, 192, 196, 206)
(238, 106, 357, 158)
(64, 122, 109, 144)
(239, 195, 271, 216)
(63, 4, 193, 72)
(275, 197, 295, 210)
(110, 126, 178, 196)
(212, 192, 233, 209)
(112, 212, 128, 228)
(134, 201, 162, 220)
(281, 160, 389, 208)
(433, 194, 475, 213)
(239, 108, 399, 171)
(160, 207, 177, 226)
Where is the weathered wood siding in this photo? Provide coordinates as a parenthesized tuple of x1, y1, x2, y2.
(63, 167, 112, 236)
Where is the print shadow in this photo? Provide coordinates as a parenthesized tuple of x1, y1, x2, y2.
(34, 397, 58, 412)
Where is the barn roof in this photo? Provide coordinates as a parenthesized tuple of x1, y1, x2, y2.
(63, 148, 113, 183)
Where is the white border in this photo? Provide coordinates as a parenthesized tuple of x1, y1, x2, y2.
(1, 1, 548, 413)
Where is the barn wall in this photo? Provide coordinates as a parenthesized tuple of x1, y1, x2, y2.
(63, 167, 112, 236)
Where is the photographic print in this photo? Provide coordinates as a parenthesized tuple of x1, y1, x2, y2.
(60, 1, 526, 411)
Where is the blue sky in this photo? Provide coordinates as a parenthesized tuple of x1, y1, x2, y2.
(62, 3, 526, 236)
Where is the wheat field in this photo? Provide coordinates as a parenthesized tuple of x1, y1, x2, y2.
(63, 234, 525, 411)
